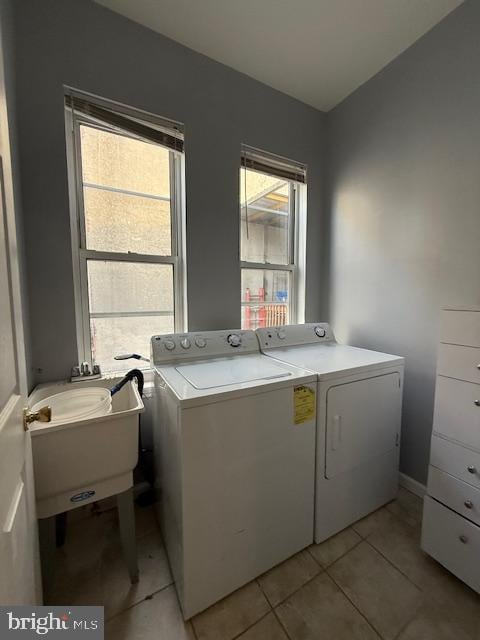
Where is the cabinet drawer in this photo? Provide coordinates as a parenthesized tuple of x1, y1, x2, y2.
(430, 436, 480, 489)
(433, 376, 480, 450)
(437, 344, 480, 384)
(421, 496, 480, 593)
(428, 466, 480, 526)
(440, 310, 480, 347)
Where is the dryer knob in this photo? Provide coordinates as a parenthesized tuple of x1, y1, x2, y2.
(180, 338, 191, 349)
(195, 337, 206, 348)
(277, 329, 286, 340)
(227, 333, 241, 347)
(164, 339, 176, 351)
(314, 326, 326, 338)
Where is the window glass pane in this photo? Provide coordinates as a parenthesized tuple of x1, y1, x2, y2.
(87, 261, 173, 313)
(80, 125, 171, 197)
(91, 315, 174, 373)
(241, 268, 290, 330)
(84, 187, 171, 255)
(87, 261, 174, 370)
(240, 168, 291, 265)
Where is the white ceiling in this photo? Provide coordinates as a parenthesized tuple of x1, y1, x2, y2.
(95, 0, 463, 111)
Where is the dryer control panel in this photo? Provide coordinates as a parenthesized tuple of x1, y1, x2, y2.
(256, 323, 335, 350)
(151, 329, 259, 364)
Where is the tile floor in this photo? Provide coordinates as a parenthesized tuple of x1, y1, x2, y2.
(46, 488, 480, 640)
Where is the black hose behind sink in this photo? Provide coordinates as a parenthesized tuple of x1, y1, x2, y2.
(110, 369, 144, 397)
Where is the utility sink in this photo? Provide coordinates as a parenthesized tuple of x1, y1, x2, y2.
(28, 377, 144, 519)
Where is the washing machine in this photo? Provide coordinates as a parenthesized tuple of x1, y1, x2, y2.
(256, 323, 404, 543)
(151, 329, 317, 618)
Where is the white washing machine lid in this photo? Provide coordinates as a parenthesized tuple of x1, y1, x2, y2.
(156, 354, 316, 407)
(264, 342, 404, 380)
(176, 354, 291, 390)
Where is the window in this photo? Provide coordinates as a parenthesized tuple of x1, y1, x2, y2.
(240, 146, 306, 330)
(66, 92, 185, 372)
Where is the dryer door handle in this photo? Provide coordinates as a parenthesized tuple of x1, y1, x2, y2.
(331, 415, 342, 451)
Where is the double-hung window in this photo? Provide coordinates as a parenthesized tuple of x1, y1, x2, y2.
(240, 145, 307, 329)
(65, 92, 185, 372)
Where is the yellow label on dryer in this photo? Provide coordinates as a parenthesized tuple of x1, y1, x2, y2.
(294, 385, 316, 425)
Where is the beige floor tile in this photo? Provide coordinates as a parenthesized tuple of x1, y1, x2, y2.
(101, 530, 172, 618)
(257, 550, 321, 607)
(352, 506, 399, 539)
(49, 497, 480, 640)
(397, 600, 476, 640)
(48, 529, 172, 620)
(329, 541, 421, 640)
(98, 503, 159, 541)
(367, 515, 480, 638)
(192, 581, 270, 640)
(45, 510, 116, 602)
(237, 613, 289, 640)
(134, 505, 159, 540)
(105, 585, 194, 640)
(386, 488, 423, 529)
(385, 502, 421, 535)
(309, 527, 361, 568)
(276, 572, 379, 640)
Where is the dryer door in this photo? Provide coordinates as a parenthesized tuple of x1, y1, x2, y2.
(325, 372, 401, 479)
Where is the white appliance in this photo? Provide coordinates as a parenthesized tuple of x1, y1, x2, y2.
(152, 329, 317, 618)
(422, 306, 480, 593)
(28, 377, 144, 590)
(28, 378, 143, 518)
(256, 323, 404, 543)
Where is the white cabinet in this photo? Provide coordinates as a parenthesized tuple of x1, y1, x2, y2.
(430, 436, 480, 490)
(436, 343, 480, 385)
(432, 376, 480, 450)
(439, 308, 480, 347)
(422, 306, 480, 593)
(427, 466, 480, 527)
(422, 497, 480, 593)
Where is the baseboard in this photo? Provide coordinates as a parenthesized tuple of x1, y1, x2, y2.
(399, 472, 426, 498)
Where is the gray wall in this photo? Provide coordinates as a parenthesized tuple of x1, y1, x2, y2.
(326, 0, 480, 484)
(15, 0, 478, 485)
(13, 0, 325, 386)
(0, 0, 32, 389)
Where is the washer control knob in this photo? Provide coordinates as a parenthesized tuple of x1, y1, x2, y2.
(314, 326, 326, 338)
(194, 337, 206, 348)
(467, 465, 477, 474)
(277, 329, 286, 340)
(164, 339, 176, 351)
(227, 333, 242, 348)
(180, 338, 191, 349)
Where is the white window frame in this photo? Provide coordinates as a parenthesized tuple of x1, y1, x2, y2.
(65, 94, 186, 370)
(240, 165, 306, 327)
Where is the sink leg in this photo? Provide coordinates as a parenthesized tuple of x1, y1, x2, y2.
(38, 516, 56, 601)
(117, 488, 139, 584)
(55, 511, 67, 547)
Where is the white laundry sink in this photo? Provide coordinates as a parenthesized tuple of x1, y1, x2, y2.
(28, 377, 144, 518)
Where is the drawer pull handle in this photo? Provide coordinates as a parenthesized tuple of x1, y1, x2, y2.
(459, 535, 468, 544)
(477, 364, 480, 370)
(467, 465, 477, 474)
(475, 400, 480, 407)
(464, 500, 473, 509)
